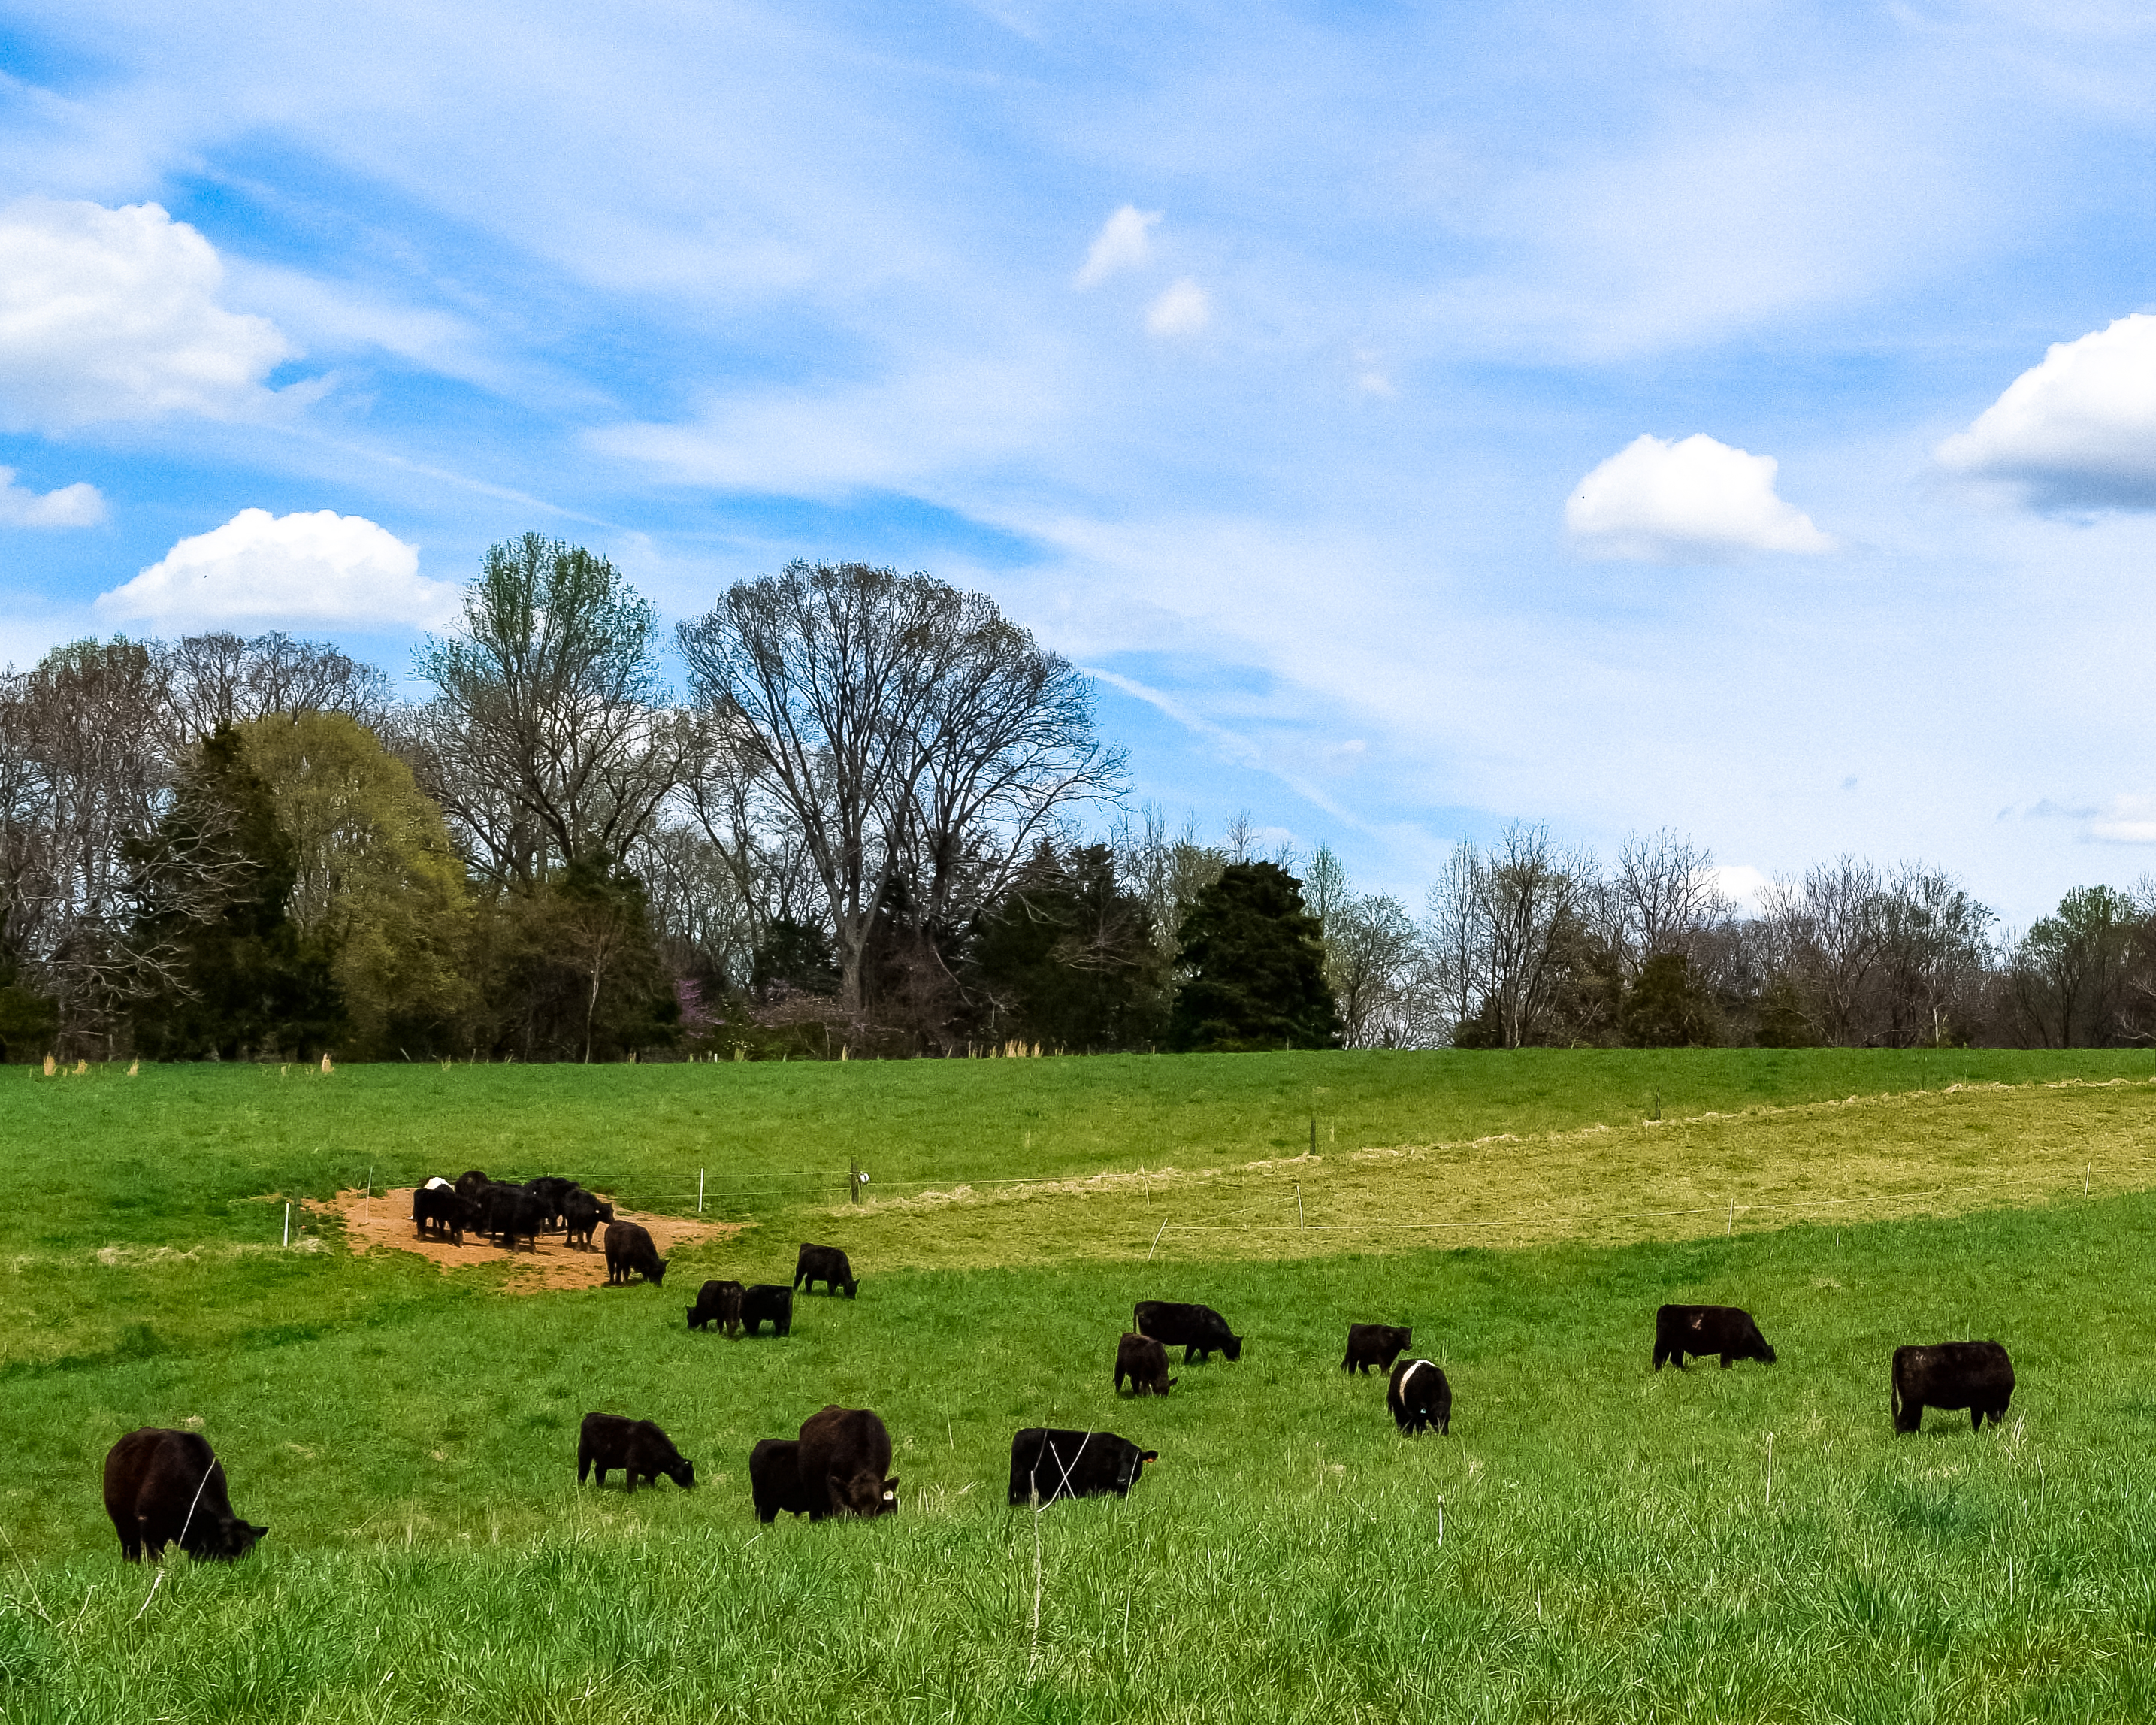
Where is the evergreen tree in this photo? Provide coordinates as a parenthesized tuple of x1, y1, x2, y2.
(1168, 861, 1341, 1052)
(130, 728, 343, 1059)
(972, 843, 1167, 1051)
(1619, 952, 1718, 1047)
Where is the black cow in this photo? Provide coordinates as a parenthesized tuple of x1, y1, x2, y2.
(794, 1242, 859, 1298)
(524, 1176, 579, 1230)
(1893, 1341, 2015, 1434)
(1387, 1357, 1452, 1436)
(453, 1168, 492, 1208)
(412, 1183, 474, 1245)
(686, 1279, 745, 1334)
(102, 1428, 266, 1562)
(1342, 1323, 1413, 1375)
(797, 1405, 898, 1519)
(1134, 1300, 1242, 1363)
(1007, 1428, 1156, 1506)
(561, 1189, 613, 1251)
(1653, 1304, 1777, 1370)
(576, 1413, 694, 1491)
(739, 1284, 794, 1336)
(1114, 1331, 1176, 1396)
(604, 1221, 668, 1286)
(485, 1186, 547, 1251)
(748, 1439, 818, 1522)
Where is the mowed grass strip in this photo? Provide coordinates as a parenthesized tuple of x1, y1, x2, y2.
(5, 1191, 2156, 1721)
(9, 1047, 2155, 1251)
(811, 1078, 2156, 1268)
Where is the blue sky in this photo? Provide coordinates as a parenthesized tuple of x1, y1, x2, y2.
(3, 0, 2155, 923)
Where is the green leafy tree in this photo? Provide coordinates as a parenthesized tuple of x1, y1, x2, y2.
(1168, 861, 1341, 1052)
(237, 713, 473, 1057)
(130, 728, 342, 1059)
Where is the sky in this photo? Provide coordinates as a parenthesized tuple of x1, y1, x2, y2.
(2, 0, 2154, 925)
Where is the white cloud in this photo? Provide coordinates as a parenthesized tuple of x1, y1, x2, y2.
(1565, 433, 1834, 562)
(95, 509, 457, 629)
(1145, 278, 1211, 338)
(0, 468, 104, 528)
(2079, 794, 2156, 844)
(1937, 313, 2156, 509)
(1073, 205, 1160, 289)
(0, 198, 296, 431)
(1708, 864, 1771, 912)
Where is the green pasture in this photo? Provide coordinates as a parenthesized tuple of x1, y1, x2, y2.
(5, 1049, 2156, 1720)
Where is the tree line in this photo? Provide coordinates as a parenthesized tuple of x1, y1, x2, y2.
(0, 536, 2147, 1061)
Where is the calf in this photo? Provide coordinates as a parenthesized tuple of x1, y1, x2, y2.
(603, 1220, 668, 1286)
(1342, 1323, 1413, 1376)
(486, 1186, 547, 1251)
(561, 1189, 612, 1251)
(797, 1405, 898, 1519)
(576, 1413, 694, 1491)
(739, 1284, 794, 1336)
(1007, 1428, 1156, 1506)
(1134, 1300, 1242, 1363)
(1114, 1331, 1176, 1396)
(1893, 1341, 2015, 1434)
(102, 1428, 267, 1562)
(1653, 1304, 1776, 1371)
(1388, 1357, 1452, 1436)
(412, 1183, 474, 1245)
(686, 1279, 745, 1335)
(794, 1242, 859, 1298)
(748, 1438, 818, 1522)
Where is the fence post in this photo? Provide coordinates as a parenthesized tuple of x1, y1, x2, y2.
(698, 1167, 705, 1213)
(283, 1201, 292, 1248)
(1309, 1115, 1316, 1156)
(849, 1155, 860, 1204)
(1296, 1183, 1305, 1230)
(1147, 1216, 1169, 1261)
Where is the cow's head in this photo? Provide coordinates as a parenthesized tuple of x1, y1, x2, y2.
(844, 1277, 859, 1299)
(1761, 1342, 1778, 1365)
(198, 1516, 267, 1561)
(668, 1458, 697, 1490)
(830, 1469, 895, 1517)
(1135, 1451, 1159, 1480)
(646, 1257, 668, 1287)
(1223, 1334, 1244, 1363)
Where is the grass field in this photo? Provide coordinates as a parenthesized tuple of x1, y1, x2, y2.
(7, 1049, 2156, 1720)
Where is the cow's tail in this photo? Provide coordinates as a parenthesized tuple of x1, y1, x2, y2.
(1888, 1357, 1902, 1426)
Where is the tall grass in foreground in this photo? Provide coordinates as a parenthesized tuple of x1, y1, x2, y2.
(7, 1191, 2156, 1720)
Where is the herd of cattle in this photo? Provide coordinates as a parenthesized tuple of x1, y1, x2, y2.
(95, 1170, 2024, 1563)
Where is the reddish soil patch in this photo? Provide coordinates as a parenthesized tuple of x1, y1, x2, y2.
(313, 1188, 739, 1291)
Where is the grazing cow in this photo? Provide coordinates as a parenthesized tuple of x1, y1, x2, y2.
(1134, 1300, 1243, 1363)
(794, 1242, 859, 1298)
(102, 1429, 267, 1563)
(453, 1169, 492, 1208)
(1007, 1428, 1156, 1506)
(1114, 1331, 1176, 1396)
(485, 1186, 548, 1251)
(411, 1183, 474, 1244)
(1342, 1323, 1413, 1376)
(524, 1176, 579, 1230)
(739, 1284, 794, 1336)
(603, 1220, 668, 1286)
(1653, 1304, 1777, 1371)
(561, 1189, 612, 1251)
(686, 1279, 745, 1335)
(1387, 1358, 1452, 1436)
(748, 1439, 818, 1522)
(797, 1405, 898, 1519)
(1893, 1341, 2015, 1434)
(576, 1413, 694, 1491)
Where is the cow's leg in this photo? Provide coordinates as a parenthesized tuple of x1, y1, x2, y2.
(1652, 1344, 1665, 1371)
(1720, 1354, 1733, 1369)
(1972, 1407, 1984, 1433)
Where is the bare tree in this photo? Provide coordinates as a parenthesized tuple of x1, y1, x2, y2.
(161, 631, 392, 746)
(1871, 864, 1994, 1046)
(1756, 857, 1886, 1046)
(1477, 824, 1594, 1048)
(1604, 829, 1727, 981)
(680, 562, 1120, 1018)
(1117, 805, 1226, 961)
(1327, 891, 1419, 1047)
(412, 534, 697, 887)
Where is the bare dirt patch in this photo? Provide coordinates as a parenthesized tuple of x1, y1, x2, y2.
(313, 1188, 739, 1291)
